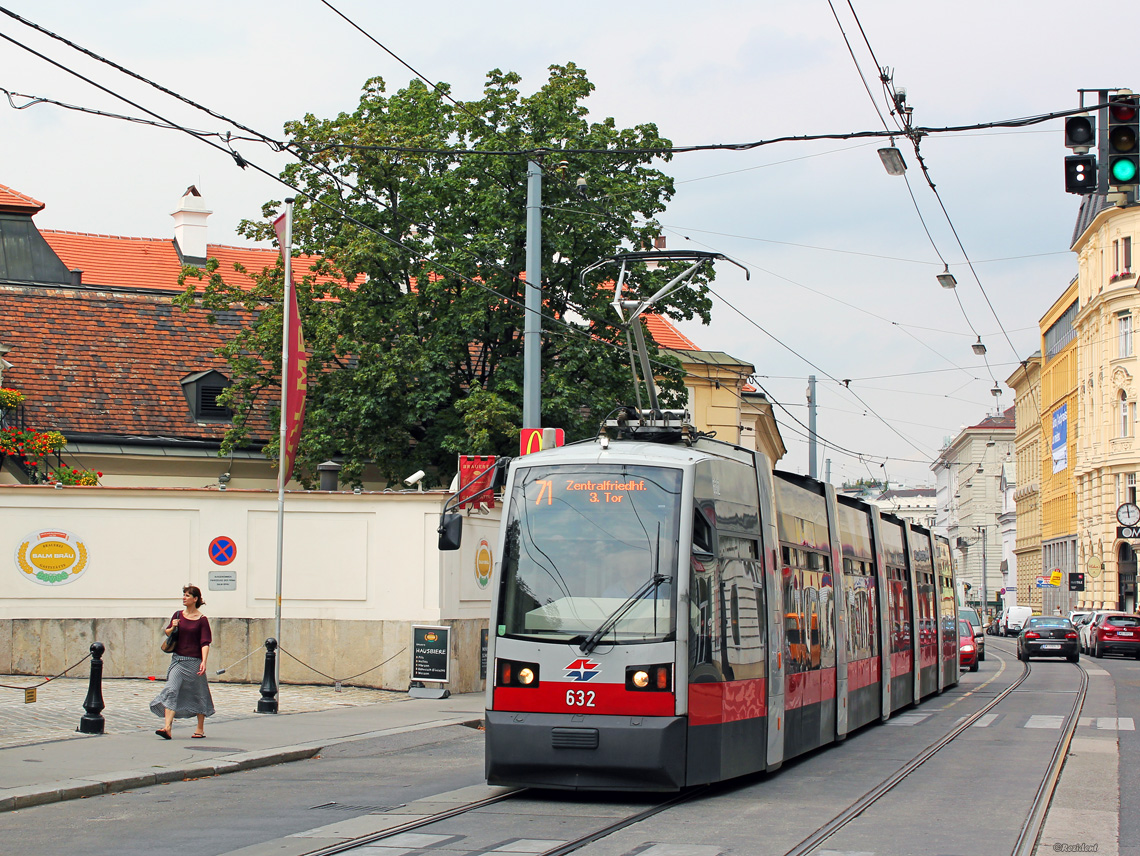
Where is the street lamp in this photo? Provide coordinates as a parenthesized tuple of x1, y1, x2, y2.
(975, 524, 989, 619)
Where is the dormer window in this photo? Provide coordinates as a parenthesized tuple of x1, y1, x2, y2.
(180, 370, 232, 422)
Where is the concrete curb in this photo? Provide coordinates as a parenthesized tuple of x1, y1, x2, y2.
(0, 746, 323, 812)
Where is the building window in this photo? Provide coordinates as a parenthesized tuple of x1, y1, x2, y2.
(1122, 391, 1133, 438)
(1129, 473, 1137, 505)
(1118, 473, 1124, 507)
(1121, 314, 1134, 358)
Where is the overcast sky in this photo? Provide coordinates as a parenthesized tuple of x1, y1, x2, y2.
(1, 1, 1132, 485)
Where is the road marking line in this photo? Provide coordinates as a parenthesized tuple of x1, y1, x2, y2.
(1025, 715, 1064, 729)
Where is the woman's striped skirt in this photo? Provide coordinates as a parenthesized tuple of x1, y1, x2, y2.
(150, 654, 215, 719)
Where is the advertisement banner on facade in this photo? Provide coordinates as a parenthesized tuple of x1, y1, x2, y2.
(1051, 404, 1068, 474)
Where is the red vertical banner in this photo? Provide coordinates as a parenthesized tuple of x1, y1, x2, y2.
(274, 212, 311, 482)
(457, 455, 497, 509)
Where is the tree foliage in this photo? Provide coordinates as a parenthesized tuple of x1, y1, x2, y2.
(178, 64, 713, 487)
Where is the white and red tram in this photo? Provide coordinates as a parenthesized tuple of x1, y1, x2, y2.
(477, 432, 959, 791)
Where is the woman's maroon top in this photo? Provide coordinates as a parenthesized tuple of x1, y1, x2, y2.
(166, 611, 212, 658)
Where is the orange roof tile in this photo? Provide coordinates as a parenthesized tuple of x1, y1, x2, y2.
(0, 183, 45, 215)
(0, 283, 273, 443)
(643, 313, 698, 350)
(40, 231, 336, 292)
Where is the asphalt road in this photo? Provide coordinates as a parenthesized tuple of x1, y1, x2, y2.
(0, 646, 1131, 856)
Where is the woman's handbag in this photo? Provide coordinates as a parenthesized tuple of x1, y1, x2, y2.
(160, 622, 179, 653)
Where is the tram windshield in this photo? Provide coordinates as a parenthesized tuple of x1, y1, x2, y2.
(497, 463, 682, 643)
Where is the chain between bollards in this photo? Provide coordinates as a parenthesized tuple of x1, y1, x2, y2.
(77, 641, 105, 734)
(256, 637, 278, 714)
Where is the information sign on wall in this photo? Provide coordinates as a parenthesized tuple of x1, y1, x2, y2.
(411, 625, 451, 683)
(1051, 405, 1068, 474)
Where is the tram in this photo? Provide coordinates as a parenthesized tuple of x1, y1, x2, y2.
(439, 251, 960, 791)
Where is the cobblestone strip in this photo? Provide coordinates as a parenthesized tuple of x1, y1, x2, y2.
(0, 676, 405, 748)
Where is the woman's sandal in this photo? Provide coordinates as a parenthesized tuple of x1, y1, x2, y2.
(191, 732, 206, 738)
(155, 728, 172, 740)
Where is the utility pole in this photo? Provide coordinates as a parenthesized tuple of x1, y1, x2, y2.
(523, 160, 542, 430)
(807, 375, 818, 478)
(976, 524, 988, 619)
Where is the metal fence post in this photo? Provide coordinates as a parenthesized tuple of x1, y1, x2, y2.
(257, 637, 278, 714)
(77, 642, 105, 734)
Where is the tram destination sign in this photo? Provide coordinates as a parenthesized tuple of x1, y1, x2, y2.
(411, 625, 451, 684)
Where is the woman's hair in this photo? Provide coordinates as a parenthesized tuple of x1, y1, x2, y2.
(183, 584, 205, 607)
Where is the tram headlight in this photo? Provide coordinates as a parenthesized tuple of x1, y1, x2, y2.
(625, 664, 672, 692)
(496, 658, 540, 688)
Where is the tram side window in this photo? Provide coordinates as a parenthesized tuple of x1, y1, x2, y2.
(843, 559, 877, 661)
(781, 545, 826, 674)
(689, 508, 731, 682)
(889, 567, 912, 654)
(718, 536, 765, 681)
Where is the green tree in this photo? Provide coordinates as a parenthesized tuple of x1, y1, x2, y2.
(178, 63, 713, 487)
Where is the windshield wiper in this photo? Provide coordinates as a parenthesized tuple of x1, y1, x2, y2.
(579, 573, 668, 655)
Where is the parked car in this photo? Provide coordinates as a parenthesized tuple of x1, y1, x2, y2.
(1089, 613, 1140, 659)
(959, 619, 979, 672)
(1003, 606, 1034, 637)
(1017, 616, 1079, 662)
(958, 607, 985, 661)
(1079, 610, 1122, 654)
(1069, 610, 1091, 626)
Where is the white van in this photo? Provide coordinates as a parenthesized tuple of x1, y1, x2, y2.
(1002, 606, 1034, 637)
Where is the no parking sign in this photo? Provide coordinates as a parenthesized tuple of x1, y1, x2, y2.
(208, 536, 237, 566)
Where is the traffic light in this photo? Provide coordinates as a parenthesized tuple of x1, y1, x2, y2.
(1065, 154, 1097, 194)
(1107, 92, 1139, 187)
(1065, 113, 1096, 152)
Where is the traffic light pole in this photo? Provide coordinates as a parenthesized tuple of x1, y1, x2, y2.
(523, 160, 542, 430)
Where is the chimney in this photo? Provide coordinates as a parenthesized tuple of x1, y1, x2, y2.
(70, 269, 83, 286)
(171, 185, 212, 263)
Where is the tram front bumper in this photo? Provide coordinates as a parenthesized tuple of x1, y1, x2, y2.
(485, 710, 687, 791)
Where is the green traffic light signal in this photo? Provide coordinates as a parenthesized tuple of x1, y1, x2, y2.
(1112, 156, 1139, 183)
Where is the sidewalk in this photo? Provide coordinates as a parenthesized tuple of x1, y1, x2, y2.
(0, 674, 485, 813)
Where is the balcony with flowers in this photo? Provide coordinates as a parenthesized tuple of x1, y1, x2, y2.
(0, 388, 101, 485)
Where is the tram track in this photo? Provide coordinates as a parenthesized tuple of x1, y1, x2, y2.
(783, 640, 1089, 856)
(284, 643, 1089, 856)
(292, 783, 711, 856)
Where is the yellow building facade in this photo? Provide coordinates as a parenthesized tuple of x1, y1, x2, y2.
(1073, 200, 1140, 612)
(1036, 282, 1080, 614)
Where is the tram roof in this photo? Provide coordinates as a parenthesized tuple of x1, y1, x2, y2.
(513, 435, 757, 469)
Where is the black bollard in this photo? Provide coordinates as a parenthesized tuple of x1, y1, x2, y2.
(256, 637, 279, 714)
(77, 642, 106, 734)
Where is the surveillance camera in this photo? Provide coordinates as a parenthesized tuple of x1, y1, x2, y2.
(404, 470, 426, 486)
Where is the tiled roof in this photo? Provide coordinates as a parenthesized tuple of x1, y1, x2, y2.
(0, 183, 44, 215)
(643, 313, 698, 350)
(0, 284, 272, 444)
(40, 231, 333, 292)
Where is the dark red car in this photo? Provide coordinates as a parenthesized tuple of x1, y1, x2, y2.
(1090, 613, 1140, 658)
(959, 619, 979, 672)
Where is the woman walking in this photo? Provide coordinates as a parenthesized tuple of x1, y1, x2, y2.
(151, 584, 215, 739)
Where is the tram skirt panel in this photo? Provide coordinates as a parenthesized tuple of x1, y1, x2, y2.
(685, 681, 768, 785)
(847, 657, 882, 731)
(485, 711, 688, 791)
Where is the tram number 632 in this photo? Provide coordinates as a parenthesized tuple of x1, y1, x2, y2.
(566, 689, 596, 707)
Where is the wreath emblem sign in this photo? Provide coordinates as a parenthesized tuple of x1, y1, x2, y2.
(15, 530, 89, 585)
